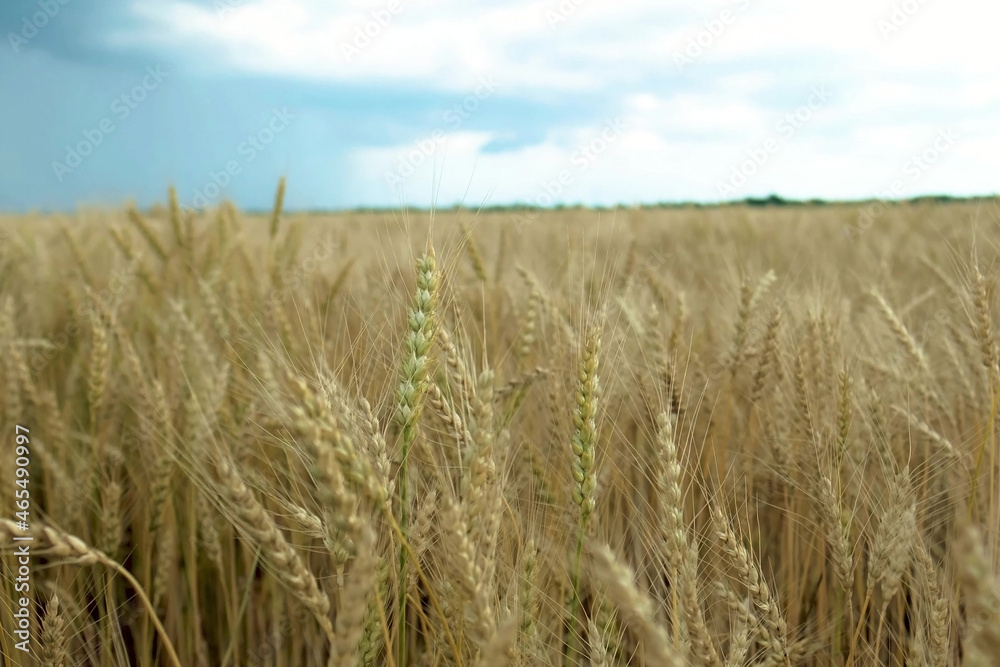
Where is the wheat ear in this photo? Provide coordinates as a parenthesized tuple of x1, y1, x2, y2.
(329, 525, 377, 667)
(461, 219, 488, 283)
(394, 248, 440, 665)
(0, 519, 181, 667)
(41, 595, 69, 667)
(567, 323, 602, 659)
(269, 176, 286, 242)
(914, 543, 949, 667)
(588, 618, 608, 667)
(957, 526, 1000, 664)
(972, 266, 999, 386)
(870, 289, 930, 375)
(587, 543, 683, 667)
(212, 456, 335, 646)
(126, 203, 168, 260)
(711, 503, 790, 666)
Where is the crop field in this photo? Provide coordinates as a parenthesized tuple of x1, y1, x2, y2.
(3, 190, 1000, 666)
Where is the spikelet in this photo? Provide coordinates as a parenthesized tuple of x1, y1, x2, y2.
(517, 275, 542, 363)
(914, 543, 949, 667)
(329, 526, 377, 667)
(198, 276, 230, 339)
(670, 290, 687, 356)
(587, 543, 684, 667)
(869, 467, 916, 603)
(570, 324, 602, 521)
(442, 497, 495, 649)
(1, 297, 23, 422)
(286, 377, 388, 508)
(718, 583, 753, 667)
(0, 519, 182, 667)
(461, 219, 488, 283)
(98, 478, 123, 561)
(429, 381, 472, 455)
(196, 492, 223, 570)
(153, 507, 176, 613)
(360, 396, 395, 498)
(86, 307, 110, 434)
(729, 270, 776, 374)
(749, 307, 782, 405)
(712, 503, 790, 665)
(465, 369, 501, 585)
(395, 249, 440, 445)
(356, 558, 390, 666)
(870, 289, 930, 376)
(438, 325, 474, 410)
(815, 474, 854, 589)
(588, 618, 608, 667)
(835, 368, 853, 461)
(653, 412, 687, 574)
(971, 266, 999, 386)
(679, 542, 722, 667)
(327, 257, 356, 304)
(212, 456, 334, 643)
(957, 526, 1000, 665)
(41, 595, 69, 667)
(392, 248, 441, 664)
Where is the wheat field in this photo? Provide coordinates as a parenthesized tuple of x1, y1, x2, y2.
(2, 187, 1000, 666)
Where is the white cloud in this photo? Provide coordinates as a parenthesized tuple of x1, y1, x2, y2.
(124, 0, 1000, 88)
(122, 0, 1000, 205)
(348, 107, 995, 207)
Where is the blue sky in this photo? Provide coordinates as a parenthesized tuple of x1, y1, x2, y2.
(1, 0, 997, 212)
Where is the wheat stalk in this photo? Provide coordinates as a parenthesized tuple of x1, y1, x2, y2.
(394, 248, 440, 664)
(567, 322, 602, 660)
(711, 503, 790, 666)
(587, 542, 683, 667)
(212, 456, 335, 646)
(0, 519, 181, 667)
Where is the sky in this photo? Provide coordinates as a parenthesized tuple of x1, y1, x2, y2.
(1, 0, 998, 212)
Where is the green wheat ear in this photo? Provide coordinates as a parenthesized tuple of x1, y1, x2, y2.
(394, 247, 440, 666)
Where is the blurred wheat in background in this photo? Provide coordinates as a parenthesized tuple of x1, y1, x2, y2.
(3, 185, 1000, 665)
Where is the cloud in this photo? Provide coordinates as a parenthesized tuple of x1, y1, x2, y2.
(123, 0, 1000, 91)
(3, 0, 997, 210)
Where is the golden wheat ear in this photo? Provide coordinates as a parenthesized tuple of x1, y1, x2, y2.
(1, 520, 182, 667)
